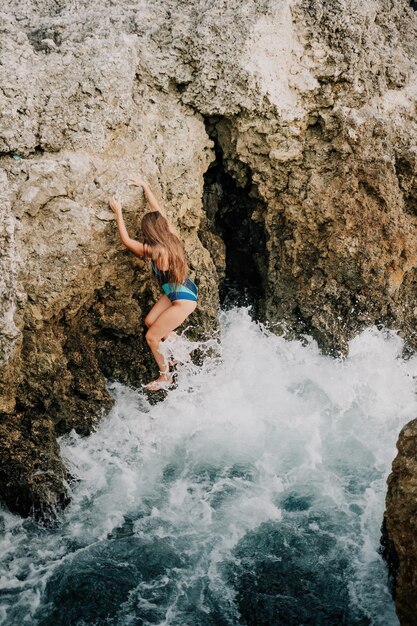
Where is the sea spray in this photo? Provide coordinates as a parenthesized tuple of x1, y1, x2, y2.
(1, 308, 416, 625)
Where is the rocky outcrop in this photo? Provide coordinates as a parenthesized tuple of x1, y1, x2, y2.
(385, 419, 417, 625)
(1, 0, 416, 518)
(201, 1, 417, 354)
(0, 5, 221, 516)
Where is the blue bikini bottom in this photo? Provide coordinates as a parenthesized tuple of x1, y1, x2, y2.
(161, 278, 198, 302)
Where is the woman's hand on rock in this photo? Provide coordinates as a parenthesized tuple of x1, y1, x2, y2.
(127, 176, 146, 188)
(109, 196, 122, 215)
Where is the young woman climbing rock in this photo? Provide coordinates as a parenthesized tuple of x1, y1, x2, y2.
(109, 177, 198, 391)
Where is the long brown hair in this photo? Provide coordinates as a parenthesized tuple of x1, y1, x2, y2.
(141, 211, 188, 285)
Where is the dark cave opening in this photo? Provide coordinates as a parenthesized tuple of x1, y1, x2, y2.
(202, 116, 268, 319)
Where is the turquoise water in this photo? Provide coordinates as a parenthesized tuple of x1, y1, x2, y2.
(1, 308, 416, 625)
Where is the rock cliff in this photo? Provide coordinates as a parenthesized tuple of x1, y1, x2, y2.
(385, 419, 417, 625)
(0, 0, 416, 557)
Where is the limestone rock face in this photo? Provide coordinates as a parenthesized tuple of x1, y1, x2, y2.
(0, 2, 221, 516)
(0, 0, 416, 522)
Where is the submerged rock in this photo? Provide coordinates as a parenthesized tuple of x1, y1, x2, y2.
(0, 0, 416, 527)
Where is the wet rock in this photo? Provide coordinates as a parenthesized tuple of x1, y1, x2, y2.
(0, 411, 70, 519)
(385, 418, 417, 625)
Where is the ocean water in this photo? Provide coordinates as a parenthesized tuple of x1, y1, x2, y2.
(1, 308, 417, 626)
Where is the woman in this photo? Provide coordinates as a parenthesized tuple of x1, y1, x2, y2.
(109, 177, 198, 391)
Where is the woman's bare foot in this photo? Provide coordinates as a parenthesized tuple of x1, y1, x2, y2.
(143, 373, 173, 392)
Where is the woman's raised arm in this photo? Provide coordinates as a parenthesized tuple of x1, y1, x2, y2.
(127, 177, 166, 216)
(127, 176, 181, 239)
(109, 196, 146, 256)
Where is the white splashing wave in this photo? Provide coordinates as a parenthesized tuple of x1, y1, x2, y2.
(0, 308, 416, 625)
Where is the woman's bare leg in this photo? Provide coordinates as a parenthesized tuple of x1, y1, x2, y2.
(144, 298, 178, 341)
(144, 300, 197, 390)
(144, 295, 172, 328)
